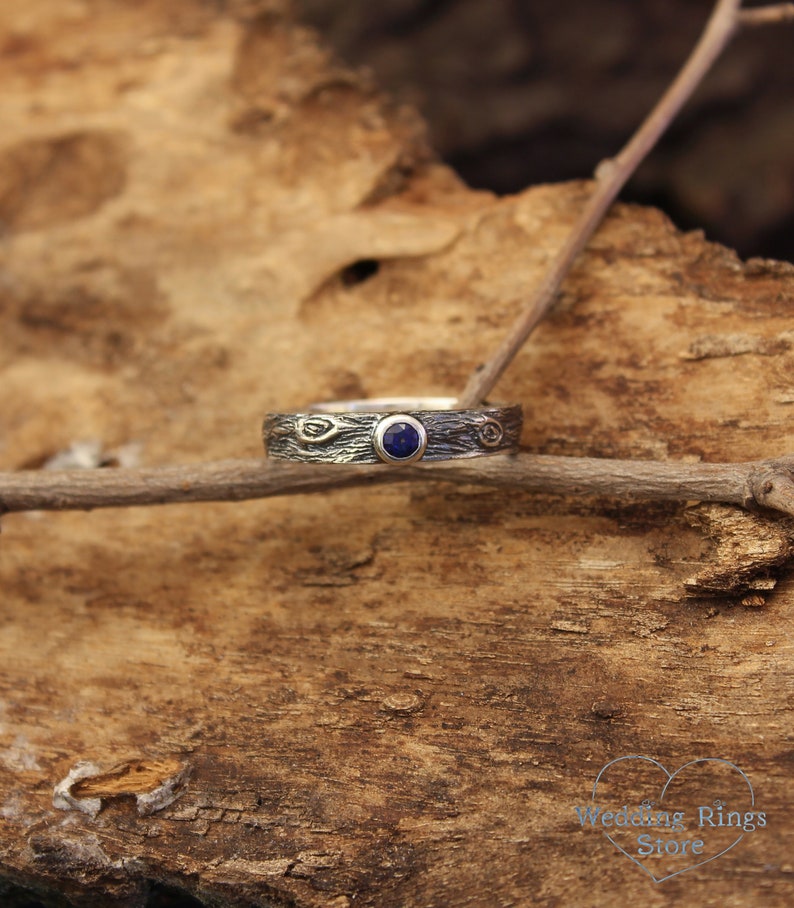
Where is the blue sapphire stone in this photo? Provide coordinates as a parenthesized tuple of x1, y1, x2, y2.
(382, 421, 422, 460)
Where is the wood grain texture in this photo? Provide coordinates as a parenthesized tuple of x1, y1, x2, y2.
(0, 2, 793, 906)
(297, 0, 794, 261)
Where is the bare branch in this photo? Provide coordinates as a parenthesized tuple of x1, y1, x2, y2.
(2, 454, 794, 517)
(738, 4, 794, 26)
(458, 0, 745, 407)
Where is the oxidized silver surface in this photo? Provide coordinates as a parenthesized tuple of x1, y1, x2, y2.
(263, 398, 523, 465)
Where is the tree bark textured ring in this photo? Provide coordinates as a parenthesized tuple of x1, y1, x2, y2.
(264, 398, 523, 465)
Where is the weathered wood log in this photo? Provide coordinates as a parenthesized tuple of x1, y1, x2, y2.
(0, 2, 792, 906)
(301, 0, 794, 260)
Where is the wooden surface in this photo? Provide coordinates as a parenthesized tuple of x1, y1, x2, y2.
(1, 2, 793, 906)
(299, 0, 794, 260)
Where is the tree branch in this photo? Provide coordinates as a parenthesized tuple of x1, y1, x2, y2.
(458, 0, 746, 407)
(2, 454, 793, 517)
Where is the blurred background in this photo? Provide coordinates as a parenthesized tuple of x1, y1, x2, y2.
(298, 0, 794, 261)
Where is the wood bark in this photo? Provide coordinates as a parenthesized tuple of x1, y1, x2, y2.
(0, 2, 792, 906)
(298, 0, 794, 260)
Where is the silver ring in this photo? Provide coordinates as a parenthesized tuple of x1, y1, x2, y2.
(263, 398, 523, 465)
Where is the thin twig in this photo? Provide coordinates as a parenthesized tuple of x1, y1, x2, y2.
(738, 3, 794, 25)
(1, 455, 793, 516)
(458, 0, 745, 407)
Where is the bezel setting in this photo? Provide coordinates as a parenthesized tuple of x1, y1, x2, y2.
(372, 414, 428, 465)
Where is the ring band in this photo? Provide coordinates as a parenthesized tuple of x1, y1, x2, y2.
(263, 397, 522, 465)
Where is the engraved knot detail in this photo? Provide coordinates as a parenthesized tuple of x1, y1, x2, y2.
(296, 415, 340, 445)
(477, 418, 504, 448)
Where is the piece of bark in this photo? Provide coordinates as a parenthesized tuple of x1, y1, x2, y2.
(683, 503, 794, 595)
(0, 2, 793, 907)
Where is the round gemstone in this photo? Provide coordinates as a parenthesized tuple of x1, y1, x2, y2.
(381, 421, 422, 460)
